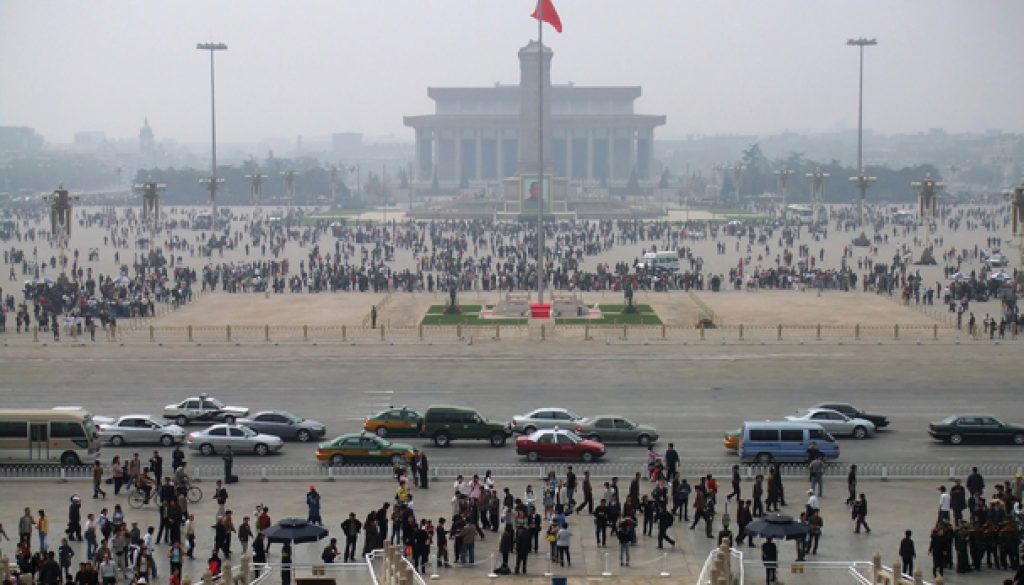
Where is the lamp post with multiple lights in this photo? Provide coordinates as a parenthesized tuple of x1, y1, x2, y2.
(197, 42, 227, 221)
(847, 37, 877, 229)
(1003, 180, 1024, 269)
(775, 168, 794, 220)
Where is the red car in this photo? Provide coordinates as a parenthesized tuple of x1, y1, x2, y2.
(515, 429, 606, 462)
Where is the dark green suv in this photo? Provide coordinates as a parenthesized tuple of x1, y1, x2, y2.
(421, 405, 511, 448)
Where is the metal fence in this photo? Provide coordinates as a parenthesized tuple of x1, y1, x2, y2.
(3, 461, 1023, 483)
(4, 321, 1019, 345)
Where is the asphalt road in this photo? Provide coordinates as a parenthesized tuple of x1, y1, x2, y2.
(1, 343, 1019, 467)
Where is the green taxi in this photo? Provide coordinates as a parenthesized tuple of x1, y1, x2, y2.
(315, 432, 416, 466)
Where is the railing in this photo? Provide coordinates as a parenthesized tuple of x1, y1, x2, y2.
(4, 461, 1024, 483)
(6, 321, 1019, 345)
(740, 556, 936, 585)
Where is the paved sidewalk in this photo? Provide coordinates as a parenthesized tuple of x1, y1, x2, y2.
(0, 476, 1014, 584)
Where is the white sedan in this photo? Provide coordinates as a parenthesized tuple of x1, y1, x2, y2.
(786, 408, 876, 439)
(98, 415, 186, 447)
(509, 407, 583, 434)
(186, 424, 284, 456)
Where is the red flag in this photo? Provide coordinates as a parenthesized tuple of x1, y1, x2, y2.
(531, 0, 562, 33)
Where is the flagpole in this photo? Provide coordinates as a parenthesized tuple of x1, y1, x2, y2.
(536, 0, 545, 304)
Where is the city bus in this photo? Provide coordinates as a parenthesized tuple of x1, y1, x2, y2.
(0, 408, 101, 466)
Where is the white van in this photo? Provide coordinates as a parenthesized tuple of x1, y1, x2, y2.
(636, 251, 680, 272)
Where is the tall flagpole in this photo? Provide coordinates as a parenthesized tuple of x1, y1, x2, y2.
(536, 0, 545, 304)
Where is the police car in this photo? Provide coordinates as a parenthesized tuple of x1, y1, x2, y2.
(162, 393, 249, 426)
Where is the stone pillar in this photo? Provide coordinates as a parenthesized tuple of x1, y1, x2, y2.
(454, 129, 463, 186)
(475, 136, 483, 181)
(587, 133, 595, 182)
(496, 132, 504, 180)
(516, 40, 553, 177)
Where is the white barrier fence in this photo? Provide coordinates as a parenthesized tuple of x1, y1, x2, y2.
(2, 461, 1022, 483)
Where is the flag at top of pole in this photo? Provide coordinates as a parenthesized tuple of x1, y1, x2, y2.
(531, 0, 563, 33)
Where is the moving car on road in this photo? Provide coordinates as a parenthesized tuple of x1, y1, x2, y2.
(813, 403, 889, 429)
(515, 429, 606, 462)
(575, 415, 658, 446)
(723, 427, 741, 451)
(315, 432, 416, 466)
(738, 421, 840, 464)
(928, 414, 1024, 445)
(186, 424, 283, 456)
(163, 394, 249, 426)
(237, 411, 326, 442)
(510, 407, 582, 434)
(98, 415, 185, 446)
(363, 407, 423, 438)
(420, 405, 511, 448)
(786, 408, 875, 439)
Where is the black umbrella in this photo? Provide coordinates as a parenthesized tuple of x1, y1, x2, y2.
(261, 518, 330, 544)
(744, 514, 809, 541)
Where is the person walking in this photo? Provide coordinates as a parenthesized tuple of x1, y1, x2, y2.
(853, 494, 870, 533)
(38, 508, 50, 552)
(762, 538, 778, 583)
(846, 465, 858, 507)
(656, 505, 676, 549)
(899, 530, 916, 576)
(93, 461, 107, 499)
(929, 524, 946, 578)
(576, 471, 594, 514)
(726, 465, 741, 501)
(555, 523, 572, 567)
(808, 456, 824, 497)
(514, 526, 530, 574)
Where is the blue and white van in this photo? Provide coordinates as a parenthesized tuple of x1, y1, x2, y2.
(738, 421, 839, 464)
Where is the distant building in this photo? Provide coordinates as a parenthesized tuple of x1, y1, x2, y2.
(332, 132, 364, 156)
(404, 42, 666, 188)
(0, 126, 44, 154)
(74, 131, 106, 147)
(139, 118, 155, 155)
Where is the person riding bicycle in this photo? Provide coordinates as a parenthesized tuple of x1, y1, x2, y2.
(173, 463, 191, 496)
(137, 467, 154, 504)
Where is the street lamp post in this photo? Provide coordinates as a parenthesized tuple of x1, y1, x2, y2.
(847, 37, 877, 228)
(42, 184, 79, 276)
(731, 162, 746, 206)
(911, 174, 944, 261)
(196, 42, 227, 221)
(1003, 180, 1024, 269)
(134, 181, 166, 233)
(775, 168, 794, 220)
(807, 168, 831, 229)
(245, 171, 268, 204)
(348, 165, 361, 203)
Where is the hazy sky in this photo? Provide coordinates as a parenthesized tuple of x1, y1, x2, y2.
(2, 0, 1022, 145)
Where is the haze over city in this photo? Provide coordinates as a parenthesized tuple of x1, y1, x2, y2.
(2, 0, 1023, 145)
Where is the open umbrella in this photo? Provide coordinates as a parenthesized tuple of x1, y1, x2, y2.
(951, 272, 971, 281)
(113, 275, 130, 285)
(261, 518, 329, 544)
(990, 272, 1011, 282)
(744, 514, 809, 541)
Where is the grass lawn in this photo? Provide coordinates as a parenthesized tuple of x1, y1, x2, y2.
(556, 304, 662, 325)
(421, 305, 526, 326)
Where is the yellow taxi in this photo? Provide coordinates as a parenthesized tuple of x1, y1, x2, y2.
(363, 407, 424, 438)
(315, 432, 416, 466)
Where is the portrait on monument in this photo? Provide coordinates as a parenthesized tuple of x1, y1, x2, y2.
(520, 175, 551, 211)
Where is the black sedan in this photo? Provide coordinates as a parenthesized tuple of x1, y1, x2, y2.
(928, 414, 1024, 445)
(815, 402, 889, 429)
(237, 411, 327, 442)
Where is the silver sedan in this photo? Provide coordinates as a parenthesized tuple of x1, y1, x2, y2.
(99, 415, 186, 447)
(509, 407, 582, 434)
(186, 424, 284, 456)
(237, 411, 326, 442)
(786, 408, 876, 439)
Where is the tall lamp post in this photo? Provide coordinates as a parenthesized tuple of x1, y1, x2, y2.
(775, 168, 794, 220)
(1003, 180, 1024, 269)
(134, 181, 166, 233)
(847, 37, 877, 229)
(807, 168, 830, 228)
(911, 173, 944, 262)
(245, 171, 267, 204)
(43, 184, 79, 277)
(197, 42, 227, 221)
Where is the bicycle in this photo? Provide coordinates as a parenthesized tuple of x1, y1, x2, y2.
(128, 487, 155, 510)
(178, 483, 203, 504)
